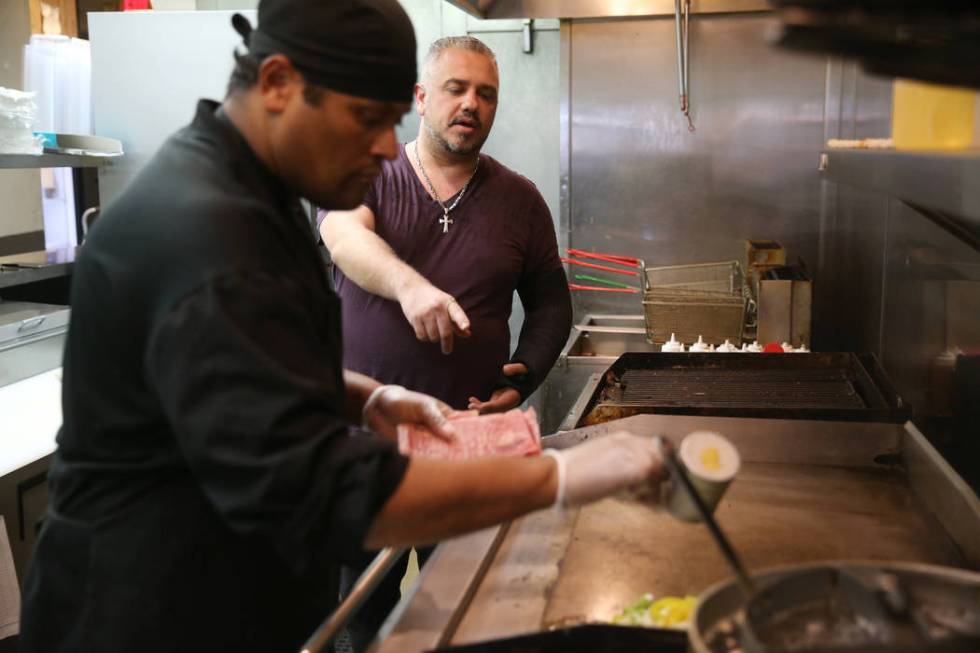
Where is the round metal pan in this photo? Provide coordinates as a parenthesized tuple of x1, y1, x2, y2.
(689, 560, 980, 653)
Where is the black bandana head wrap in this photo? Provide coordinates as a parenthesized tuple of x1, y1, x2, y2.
(232, 0, 417, 103)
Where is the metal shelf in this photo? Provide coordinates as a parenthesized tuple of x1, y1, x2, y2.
(820, 148, 980, 229)
(0, 263, 73, 289)
(0, 152, 116, 169)
(0, 248, 76, 290)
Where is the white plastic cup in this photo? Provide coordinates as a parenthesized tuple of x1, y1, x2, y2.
(665, 431, 740, 522)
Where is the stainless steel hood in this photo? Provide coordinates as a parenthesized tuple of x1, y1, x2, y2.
(444, 0, 771, 20)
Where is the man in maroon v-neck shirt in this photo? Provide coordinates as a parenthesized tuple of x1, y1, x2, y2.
(319, 35, 571, 415)
(318, 35, 571, 651)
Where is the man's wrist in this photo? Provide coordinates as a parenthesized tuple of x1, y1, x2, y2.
(392, 269, 426, 303)
(362, 384, 404, 424)
(496, 361, 533, 400)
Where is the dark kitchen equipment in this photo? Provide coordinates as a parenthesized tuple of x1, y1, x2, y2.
(428, 623, 686, 653)
(770, 1, 980, 90)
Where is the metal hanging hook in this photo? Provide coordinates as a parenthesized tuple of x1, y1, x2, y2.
(674, 0, 695, 133)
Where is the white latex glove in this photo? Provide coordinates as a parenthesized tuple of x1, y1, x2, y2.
(398, 281, 471, 354)
(542, 432, 665, 508)
(362, 385, 456, 443)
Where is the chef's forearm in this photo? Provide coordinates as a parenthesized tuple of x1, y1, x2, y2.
(343, 369, 382, 423)
(363, 456, 557, 548)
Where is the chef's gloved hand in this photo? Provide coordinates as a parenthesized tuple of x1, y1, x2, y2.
(362, 385, 456, 443)
(542, 432, 665, 508)
(398, 280, 471, 355)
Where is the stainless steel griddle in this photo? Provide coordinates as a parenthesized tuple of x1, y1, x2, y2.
(370, 415, 979, 653)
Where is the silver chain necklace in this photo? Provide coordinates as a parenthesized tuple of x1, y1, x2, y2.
(413, 141, 479, 233)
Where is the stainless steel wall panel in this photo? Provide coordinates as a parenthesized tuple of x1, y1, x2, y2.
(565, 14, 827, 318)
(812, 64, 892, 351)
(879, 201, 980, 416)
(558, 20, 572, 256)
(817, 185, 890, 352)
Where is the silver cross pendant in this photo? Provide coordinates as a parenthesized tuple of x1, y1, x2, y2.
(439, 210, 453, 233)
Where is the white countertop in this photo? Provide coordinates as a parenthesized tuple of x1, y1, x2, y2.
(0, 368, 61, 477)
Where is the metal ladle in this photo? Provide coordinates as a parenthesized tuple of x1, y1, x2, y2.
(655, 435, 756, 598)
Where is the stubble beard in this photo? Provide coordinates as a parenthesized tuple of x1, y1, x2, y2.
(423, 119, 487, 157)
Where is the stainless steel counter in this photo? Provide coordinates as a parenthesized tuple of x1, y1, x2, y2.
(372, 415, 980, 652)
(0, 248, 76, 290)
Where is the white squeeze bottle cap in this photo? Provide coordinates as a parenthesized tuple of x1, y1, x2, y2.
(661, 333, 685, 352)
(689, 335, 709, 352)
(716, 339, 738, 353)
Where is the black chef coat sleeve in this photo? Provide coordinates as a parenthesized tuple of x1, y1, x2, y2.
(144, 269, 408, 574)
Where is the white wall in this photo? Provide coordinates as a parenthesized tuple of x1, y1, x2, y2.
(91, 10, 257, 205)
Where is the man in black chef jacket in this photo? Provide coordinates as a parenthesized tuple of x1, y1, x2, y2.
(18, 2, 666, 652)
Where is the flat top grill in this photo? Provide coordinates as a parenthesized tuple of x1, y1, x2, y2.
(564, 353, 909, 427)
(619, 368, 866, 410)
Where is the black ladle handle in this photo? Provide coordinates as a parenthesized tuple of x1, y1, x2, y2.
(655, 435, 756, 598)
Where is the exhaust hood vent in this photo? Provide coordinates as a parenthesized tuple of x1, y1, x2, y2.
(444, 0, 770, 20)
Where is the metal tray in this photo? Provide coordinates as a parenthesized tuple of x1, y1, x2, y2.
(561, 352, 910, 429)
(371, 416, 980, 653)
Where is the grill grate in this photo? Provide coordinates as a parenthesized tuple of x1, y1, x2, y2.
(618, 368, 866, 410)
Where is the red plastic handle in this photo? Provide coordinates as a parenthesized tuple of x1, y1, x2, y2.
(567, 248, 639, 266)
(561, 257, 638, 277)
